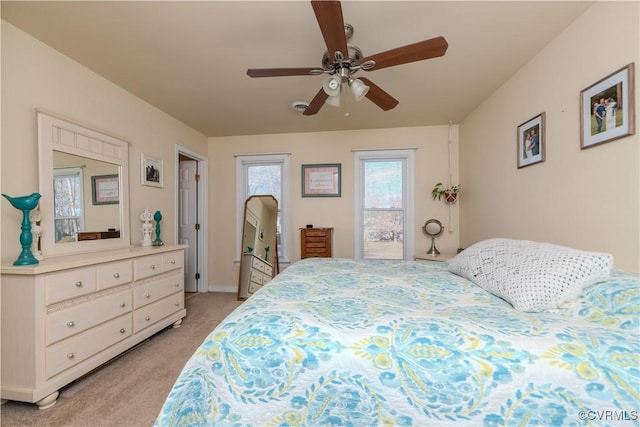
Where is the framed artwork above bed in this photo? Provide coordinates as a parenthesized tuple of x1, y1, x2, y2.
(580, 62, 635, 149)
(517, 112, 545, 168)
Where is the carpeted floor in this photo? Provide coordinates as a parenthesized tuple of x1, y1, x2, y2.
(0, 292, 243, 427)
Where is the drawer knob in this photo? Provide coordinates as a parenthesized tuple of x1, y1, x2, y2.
(175, 302, 180, 307)
(145, 293, 151, 298)
(120, 302, 126, 308)
(171, 259, 176, 264)
(150, 264, 156, 270)
(120, 328, 126, 334)
(174, 283, 180, 287)
(74, 281, 83, 287)
(145, 316, 151, 321)
(67, 353, 75, 359)
(113, 272, 120, 279)
(67, 321, 75, 327)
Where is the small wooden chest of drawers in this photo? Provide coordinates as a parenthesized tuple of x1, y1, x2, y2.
(300, 228, 333, 258)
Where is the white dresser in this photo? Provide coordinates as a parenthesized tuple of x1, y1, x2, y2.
(239, 253, 273, 299)
(0, 245, 187, 409)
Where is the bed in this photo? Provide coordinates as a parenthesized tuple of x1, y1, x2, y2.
(155, 239, 639, 426)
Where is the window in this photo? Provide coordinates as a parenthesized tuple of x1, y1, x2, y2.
(354, 150, 415, 260)
(53, 167, 85, 241)
(236, 154, 290, 262)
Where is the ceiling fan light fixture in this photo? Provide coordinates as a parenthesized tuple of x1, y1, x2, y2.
(322, 75, 342, 96)
(325, 93, 341, 107)
(349, 78, 369, 102)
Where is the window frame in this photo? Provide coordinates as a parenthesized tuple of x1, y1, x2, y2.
(354, 149, 415, 260)
(53, 166, 85, 241)
(236, 153, 290, 263)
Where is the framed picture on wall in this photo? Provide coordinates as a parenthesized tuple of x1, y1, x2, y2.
(91, 174, 119, 205)
(302, 163, 341, 197)
(580, 62, 635, 149)
(141, 153, 163, 188)
(517, 112, 545, 168)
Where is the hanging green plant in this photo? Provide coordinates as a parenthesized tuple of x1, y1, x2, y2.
(431, 182, 460, 203)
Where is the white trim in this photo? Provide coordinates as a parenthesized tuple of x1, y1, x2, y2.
(174, 144, 209, 293)
(354, 149, 415, 260)
(351, 147, 418, 152)
(233, 152, 291, 157)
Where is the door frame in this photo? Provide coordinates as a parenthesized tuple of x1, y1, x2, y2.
(174, 144, 209, 293)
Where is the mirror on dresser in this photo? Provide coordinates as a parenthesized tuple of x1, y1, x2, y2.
(237, 195, 279, 300)
(37, 111, 131, 257)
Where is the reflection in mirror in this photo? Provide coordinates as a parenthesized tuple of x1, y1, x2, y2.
(38, 111, 130, 257)
(53, 151, 120, 243)
(238, 195, 279, 300)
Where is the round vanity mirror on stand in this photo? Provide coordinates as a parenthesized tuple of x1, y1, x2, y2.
(422, 219, 444, 256)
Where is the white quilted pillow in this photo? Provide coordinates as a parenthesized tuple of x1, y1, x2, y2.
(448, 238, 613, 312)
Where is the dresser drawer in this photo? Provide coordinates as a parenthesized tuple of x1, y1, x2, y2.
(97, 260, 133, 290)
(46, 314, 131, 379)
(45, 268, 96, 305)
(251, 256, 266, 272)
(134, 274, 184, 309)
(134, 254, 163, 280)
(249, 269, 263, 285)
(248, 282, 263, 294)
(162, 252, 184, 272)
(304, 230, 329, 237)
(133, 292, 183, 333)
(46, 290, 132, 345)
(305, 246, 328, 254)
(264, 264, 273, 276)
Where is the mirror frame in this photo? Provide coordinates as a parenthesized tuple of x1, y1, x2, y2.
(37, 111, 131, 257)
(237, 195, 279, 300)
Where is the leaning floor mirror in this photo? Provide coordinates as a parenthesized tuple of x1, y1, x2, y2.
(237, 195, 279, 300)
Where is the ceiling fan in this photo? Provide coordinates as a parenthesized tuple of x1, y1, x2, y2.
(247, 0, 448, 116)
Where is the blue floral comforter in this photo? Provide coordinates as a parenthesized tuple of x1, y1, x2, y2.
(155, 258, 639, 426)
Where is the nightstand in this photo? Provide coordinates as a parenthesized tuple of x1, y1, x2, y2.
(300, 227, 333, 258)
(414, 252, 457, 262)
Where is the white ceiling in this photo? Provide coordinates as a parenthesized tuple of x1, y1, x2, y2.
(1, 1, 592, 137)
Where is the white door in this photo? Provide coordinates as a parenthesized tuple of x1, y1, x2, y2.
(179, 160, 198, 292)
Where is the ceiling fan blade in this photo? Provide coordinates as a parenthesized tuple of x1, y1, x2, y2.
(303, 88, 329, 116)
(362, 36, 448, 71)
(247, 67, 323, 78)
(311, 0, 348, 62)
(358, 77, 399, 111)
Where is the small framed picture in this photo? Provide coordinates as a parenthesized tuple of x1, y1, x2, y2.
(580, 63, 635, 149)
(141, 153, 163, 188)
(91, 174, 119, 205)
(517, 112, 545, 168)
(302, 163, 341, 197)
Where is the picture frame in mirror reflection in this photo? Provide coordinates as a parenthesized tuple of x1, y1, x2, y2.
(301, 163, 341, 197)
(141, 153, 163, 188)
(91, 174, 119, 205)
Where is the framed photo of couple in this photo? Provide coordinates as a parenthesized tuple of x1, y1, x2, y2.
(517, 113, 545, 168)
(580, 63, 635, 149)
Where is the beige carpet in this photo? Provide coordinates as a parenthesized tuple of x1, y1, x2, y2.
(0, 292, 243, 427)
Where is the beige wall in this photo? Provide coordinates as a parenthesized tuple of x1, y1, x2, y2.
(209, 126, 460, 291)
(1, 22, 208, 264)
(459, 1, 639, 272)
